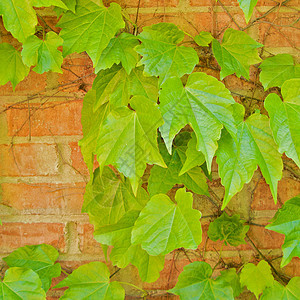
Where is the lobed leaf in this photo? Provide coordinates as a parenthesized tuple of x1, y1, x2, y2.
(131, 188, 202, 256)
(207, 213, 249, 246)
(169, 261, 234, 300)
(212, 28, 262, 79)
(0, 267, 46, 300)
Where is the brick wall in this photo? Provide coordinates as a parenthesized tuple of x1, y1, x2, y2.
(0, 0, 299, 299)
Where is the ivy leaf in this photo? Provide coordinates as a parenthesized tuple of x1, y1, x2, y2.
(93, 65, 158, 111)
(32, 0, 68, 9)
(207, 213, 249, 246)
(79, 90, 110, 175)
(21, 32, 63, 74)
(261, 277, 300, 300)
(96, 33, 140, 74)
(216, 113, 282, 209)
(94, 211, 164, 283)
(0, 267, 46, 299)
(54, 0, 77, 16)
(266, 196, 300, 267)
(240, 260, 275, 299)
(136, 23, 199, 84)
(212, 28, 262, 79)
(218, 269, 242, 298)
(0, 1, 37, 42)
(259, 54, 300, 90)
(237, 0, 258, 23)
(179, 132, 206, 175)
(95, 96, 166, 194)
(0, 0, 67, 43)
(194, 31, 213, 47)
(0, 43, 30, 89)
(131, 188, 202, 256)
(148, 133, 209, 197)
(265, 79, 300, 168)
(169, 261, 234, 300)
(55, 262, 125, 299)
(159, 72, 238, 171)
(83, 167, 149, 226)
(3, 244, 61, 292)
(58, 0, 125, 72)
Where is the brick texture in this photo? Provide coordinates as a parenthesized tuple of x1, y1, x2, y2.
(0, 1, 299, 299)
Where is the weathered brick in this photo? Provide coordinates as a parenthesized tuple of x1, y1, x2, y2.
(58, 55, 95, 93)
(6, 100, 83, 137)
(0, 143, 59, 177)
(251, 177, 300, 210)
(0, 223, 66, 253)
(77, 223, 103, 254)
(1, 182, 85, 212)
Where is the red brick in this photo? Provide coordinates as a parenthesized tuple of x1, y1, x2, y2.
(0, 223, 65, 253)
(121, 0, 179, 7)
(0, 71, 47, 95)
(248, 225, 285, 249)
(77, 223, 103, 254)
(252, 177, 300, 210)
(283, 257, 300, 277)
(0, 144, 58, 177)
(6, 100, 83, 137)
(190, 0, 238, 6)
(69, 142, 89, 175)
(58, 55, 95, 93)
(1, 182, 85, 212)
(258, 13, 300, 47)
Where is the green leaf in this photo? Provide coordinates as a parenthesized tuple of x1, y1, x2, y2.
(32, 0, 68, 9)
(0, 1, 37, 42)
(0, 43, 30, 89)
(58, 0, 125, 72)
(148, 133, 209, 197)
(131, 188, 202, 256)
(179, 132, 206, 175)
(93, 65, 158, 111)
(237, 0, 258, 23)
(54, 0, 77, 16)
(218, 269, 242, 298)
(0, 267, 46, 299)
(83, 167, 148, 226)
(266, 196, 300, 267)
(207, 213, 249, 246)
(159, 72, 238, 171)
(240, 260, 275, 299)
(79, 90, 110, 175)
(0, 0, 68, 42)
(169, 261, 234, 300)
(96, 33, 140, 74)
(136, 23, 199, 84)
(261, 277, 300, 300)
(21, 32, 63, 74)
(95, 96, 166, 194)
(194, 31, 213, 47)
(265, 79, 300, 168)
(3, 244, 61, 292)
(212, 28, 262, 79)
(216, 113, 282, 209)
(94, 211, 164, 283)
(259, 54, 300, 90)
(55, 262, 125, 299)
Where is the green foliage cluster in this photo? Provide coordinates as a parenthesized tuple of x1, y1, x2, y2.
(0, 0, 300, 299)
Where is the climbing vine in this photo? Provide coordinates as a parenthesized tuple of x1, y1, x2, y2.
(0, 0, 299, 299)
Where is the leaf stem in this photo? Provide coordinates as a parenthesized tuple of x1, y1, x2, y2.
(118, 281, 148, 297)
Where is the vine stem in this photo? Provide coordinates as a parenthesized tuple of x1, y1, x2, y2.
(246, 234, 289, 285)
(118, 282, 148, 297)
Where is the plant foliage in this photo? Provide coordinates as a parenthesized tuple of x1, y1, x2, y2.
(0, 0, 300, 299)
